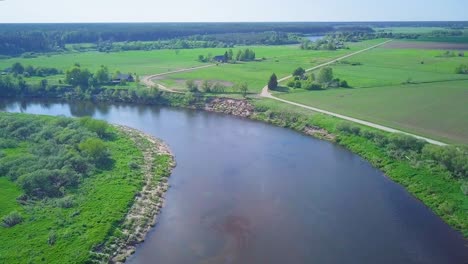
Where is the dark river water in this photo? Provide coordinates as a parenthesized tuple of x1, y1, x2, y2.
(1, 99, 467, 264)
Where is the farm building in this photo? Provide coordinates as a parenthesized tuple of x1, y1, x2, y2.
(213, 55, 227, 63)
(111, 73, 134, 83)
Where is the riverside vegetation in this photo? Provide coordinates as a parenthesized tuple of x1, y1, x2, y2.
(0, 113, 174, 263)
(0, 23, 467, 244)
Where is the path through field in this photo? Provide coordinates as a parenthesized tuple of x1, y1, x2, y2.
(140, 64, 217, 93)
(260, 40, 447, 146)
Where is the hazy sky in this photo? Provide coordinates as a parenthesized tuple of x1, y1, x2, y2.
(0, 0, 466, 23)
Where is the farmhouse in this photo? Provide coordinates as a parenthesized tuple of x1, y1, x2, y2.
(213, 55, 227, 63)
(112, 73, 134, 83)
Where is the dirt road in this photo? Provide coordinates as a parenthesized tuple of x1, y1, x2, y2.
(140, 64, 217, 93)
(260, 40, 447, 146)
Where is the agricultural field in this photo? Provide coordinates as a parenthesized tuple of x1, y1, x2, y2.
(275, 44, 468, 144)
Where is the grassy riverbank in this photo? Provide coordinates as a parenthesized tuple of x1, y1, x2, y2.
(249, 98, 467, 237)
(0, 113, 173, 263)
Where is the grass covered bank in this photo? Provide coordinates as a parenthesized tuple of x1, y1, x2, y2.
(250, 98, 467, 237)
(0, 113, 174, 263)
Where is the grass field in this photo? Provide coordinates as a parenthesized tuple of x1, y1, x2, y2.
(275, 45, 468, 144)
(155, 39, 386, 92)
(0, 39, 385, 93)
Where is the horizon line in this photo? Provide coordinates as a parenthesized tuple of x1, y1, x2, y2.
(0, 20, 467, 24)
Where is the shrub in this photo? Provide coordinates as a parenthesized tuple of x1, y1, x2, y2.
(336, 122, 361, 135)
(128, 161, 140, 169)
(2, 211, 23, 227)
(287, 80, 295, 88)
(461, 181, 468, 195)
(340, 80, 349, 88)
(304, 82, 322, 90)
(48, 231, 57, 245)
(387, 134, 426, 153)
(185, 80, 198, 92)
(57, 196, 75, 208)
(294, 81, 302, 88)
(422, 145, 468, 179)
(79, 138, 110, 166)
(79, 117, 109, 138)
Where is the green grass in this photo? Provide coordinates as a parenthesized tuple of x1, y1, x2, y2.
(0, 178, 22, 217)
(0, 115, 155, 263)
(251, 101, 468, 237)
(0, 48, 217, 76)
(278, 80, 468, 145)
(154, 39, 387, 93)
(275, 46, 468, 144)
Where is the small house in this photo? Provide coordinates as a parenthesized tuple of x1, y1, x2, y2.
(213, 55, 227, 63)
(111, 73, 134, 84)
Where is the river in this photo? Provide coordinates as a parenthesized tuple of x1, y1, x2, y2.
(1, 99, 467, 264)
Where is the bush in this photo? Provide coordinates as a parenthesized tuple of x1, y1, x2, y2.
(336, 122, 360, 135)
(79, 138, 110, 166)
(79, 117, 109, 138)
(304, 82, 322, 90)
(461, 181, 468, 195)
(48, 231, 57, 245)
(287, 80, 295, 88)
(387, 134, 426, 153)
(56, 196, 75, 208)
(294, 81, 302, 88)
(340, 80, 349, 88)
(186, 80, 198, 92)
(2, 211, 23, 227)
(422, 145, 468, 179)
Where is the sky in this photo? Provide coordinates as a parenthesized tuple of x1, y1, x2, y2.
(0, 0, 466, 23)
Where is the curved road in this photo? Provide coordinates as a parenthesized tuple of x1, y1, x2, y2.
(260, 40, 447, 146)
(139, 41, 447, 146)
(140, 64, 217, 93)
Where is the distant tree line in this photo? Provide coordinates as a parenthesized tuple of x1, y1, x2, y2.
(6, 62, 62, 77)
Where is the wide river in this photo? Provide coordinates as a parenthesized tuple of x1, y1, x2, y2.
(1, 99, 467, 264)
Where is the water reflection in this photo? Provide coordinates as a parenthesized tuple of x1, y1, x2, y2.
(1, 99, 467, 264)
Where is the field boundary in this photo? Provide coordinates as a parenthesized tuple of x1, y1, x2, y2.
(260, 40, 448, 146)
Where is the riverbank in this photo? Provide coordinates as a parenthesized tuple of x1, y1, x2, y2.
(199, 96, 467, 238)
(0, 113, 175, 264)
(1, 92, 466, 238)
(92, 125, 175, 263)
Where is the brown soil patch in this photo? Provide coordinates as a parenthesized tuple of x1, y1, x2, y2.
(383, 41, 468, 50)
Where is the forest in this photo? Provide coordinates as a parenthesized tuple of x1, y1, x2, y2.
(2, 21, 467, 56)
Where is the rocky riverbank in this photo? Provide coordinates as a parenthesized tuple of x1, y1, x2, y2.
(92, 125, 175, 264)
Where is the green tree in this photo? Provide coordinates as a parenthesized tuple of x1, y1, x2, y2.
(65, 66, 92, 88)
(11, 62, 24, 74)
(201, 80, 212, 93)
(317, 67, 334, 85)
(95, 65, 109, 84)
(292, 67, 306, 77)
(79, 138, 109, 165)
(228, 49, 234, 60)
(186, 79, 198, 92)
(268, 73, 278, 90)
(237, 82, 249, 97)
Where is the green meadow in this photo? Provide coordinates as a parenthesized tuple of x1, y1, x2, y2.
(156, 39, 386, 92)
(276, 45, 468, 144)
